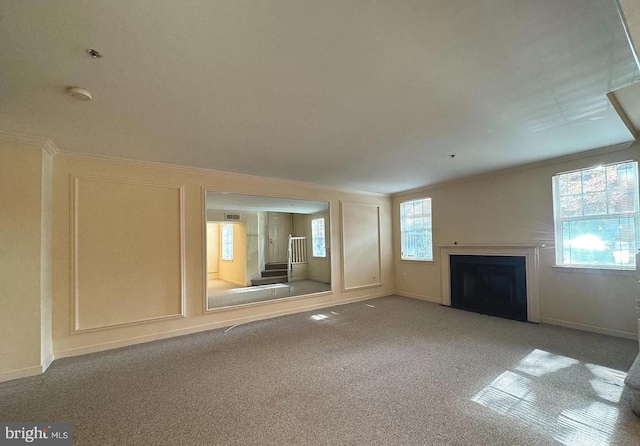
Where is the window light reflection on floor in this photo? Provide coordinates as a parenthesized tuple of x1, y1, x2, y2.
(472, 349, 626, 446)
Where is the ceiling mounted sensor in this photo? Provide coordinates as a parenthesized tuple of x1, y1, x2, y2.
(67, 86, 92, 101)
(86, 48, 102, 59)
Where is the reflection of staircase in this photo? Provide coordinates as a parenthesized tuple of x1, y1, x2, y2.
(251, 262, 288, 286)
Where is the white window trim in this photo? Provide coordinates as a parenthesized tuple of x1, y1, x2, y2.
(552, 160, 640, 270)
(400, 197, 433, 262)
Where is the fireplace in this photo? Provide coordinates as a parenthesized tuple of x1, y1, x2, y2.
(450, 255, 527, 321)
(439, 245, 540, 323)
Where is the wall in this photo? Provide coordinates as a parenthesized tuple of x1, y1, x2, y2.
(258, 211, 268, 273)
(206, 222, 219, 278)
(207, 211, 260, 283)
(393, 143, 640, 339)
(293, 211, 331, 283)
(0, 138, 52, 382)
(218, 223, 247, 286)
(51, 153, 393, 359)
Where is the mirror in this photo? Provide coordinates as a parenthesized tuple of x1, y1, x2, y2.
(205, 191, 331, 310)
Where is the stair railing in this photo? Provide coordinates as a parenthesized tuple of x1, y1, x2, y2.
(288, 235, 308, 282)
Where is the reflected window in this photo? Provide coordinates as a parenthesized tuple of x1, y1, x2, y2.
(312, 218, 326, 257)
(221, 224, 233, 260)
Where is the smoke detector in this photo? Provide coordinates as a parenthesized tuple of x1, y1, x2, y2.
(67, 87, 92, 101)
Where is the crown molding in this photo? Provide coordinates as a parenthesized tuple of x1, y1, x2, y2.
(0, 131, 49, 148)
(0, 131, 60, 157)
(53, 149, 390, 198)
(392, 141, 636, 198)
(0, 130, 388, 197)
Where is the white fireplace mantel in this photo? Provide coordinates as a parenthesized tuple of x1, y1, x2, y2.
(439, 244, 541, 323)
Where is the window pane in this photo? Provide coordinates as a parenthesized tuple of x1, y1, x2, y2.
(582, 192, 607, 216)
(559, 172, 582, 196)
(312, 218, 326, 257)
(560, 195, 582, 218)
(581, 168, 606, 192)
(222, 224, 233, 261)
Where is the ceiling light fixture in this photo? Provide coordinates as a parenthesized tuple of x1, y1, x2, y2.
(67, 86, 92, 101)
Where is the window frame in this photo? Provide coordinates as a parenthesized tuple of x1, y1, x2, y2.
(311, 217, 326, 258)
(552, 160, 640, 270)
(221, 224, 234, 261)
(400, 197, 433, 262)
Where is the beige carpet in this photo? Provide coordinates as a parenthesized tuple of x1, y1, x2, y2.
(1, 296, 639, 445)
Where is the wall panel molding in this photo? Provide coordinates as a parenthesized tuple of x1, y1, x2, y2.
(70, 176, 186, 333)
(340, 201, 382, 291)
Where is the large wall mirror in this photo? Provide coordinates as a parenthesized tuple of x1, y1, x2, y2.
(205, 191, 331, 310)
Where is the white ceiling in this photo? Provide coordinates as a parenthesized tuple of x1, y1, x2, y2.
(206, 192, 328, 214)
(1, 1, 639, 194)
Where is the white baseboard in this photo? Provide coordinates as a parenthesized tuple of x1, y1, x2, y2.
(41, 353, 54, 373)
(55, 292, 392, 360)
(541, 317, 638, 341)
(0, 365, 42, 384)
(395, 291, 441, 304)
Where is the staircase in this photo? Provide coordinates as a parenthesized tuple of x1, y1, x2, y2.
(251, 262, 288, 286)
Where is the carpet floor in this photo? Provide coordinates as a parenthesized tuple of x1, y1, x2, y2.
(1, 296, 640, 445)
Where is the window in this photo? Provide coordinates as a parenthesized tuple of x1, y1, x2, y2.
(221, 224, 234, 261)
(311, 218, 326, 257)
(552, 161, 639, 269)
(400, 198, 432, 261)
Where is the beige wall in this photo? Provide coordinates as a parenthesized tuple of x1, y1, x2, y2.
(72, 178, 184, 331)
(50, 153, 393, 360)
(0, 139, 52, 381)
(207, 211, 260, 283)
(342, 202, 383, 291)
(206, 222, 219, 276)
(218, 223, 247, 286)
(293, 211, 331, 283)
(393, 144, 640, 339)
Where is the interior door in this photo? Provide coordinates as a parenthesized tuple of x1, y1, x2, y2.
(268, 212, 291, 263)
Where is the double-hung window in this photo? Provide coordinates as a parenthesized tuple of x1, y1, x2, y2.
(221, 224, 234, 261)
(552, 161, 639, 269)
(400, 198, 433, 261)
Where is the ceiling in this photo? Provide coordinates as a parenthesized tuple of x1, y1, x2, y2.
(1, 1, 640, 194)
(206, 192, 328, 214)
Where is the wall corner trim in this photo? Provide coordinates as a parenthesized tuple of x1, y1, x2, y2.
(41, 353, 54, 373)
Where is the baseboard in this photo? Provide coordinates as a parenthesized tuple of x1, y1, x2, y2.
(224, 279, 246, 287)
(541, 317, 638, 341)
(395, 291, 441, 304)
(54, 292, 391, 360)
(41, 353, 54, 373)
(0, 365, 42, 384)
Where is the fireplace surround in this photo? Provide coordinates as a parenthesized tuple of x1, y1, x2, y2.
(440, 245, 541, 323)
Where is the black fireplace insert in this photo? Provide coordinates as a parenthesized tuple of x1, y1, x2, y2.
(450, 255, 527, 322)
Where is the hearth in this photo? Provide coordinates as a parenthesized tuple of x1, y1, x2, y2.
(450, 255, 527, 322)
